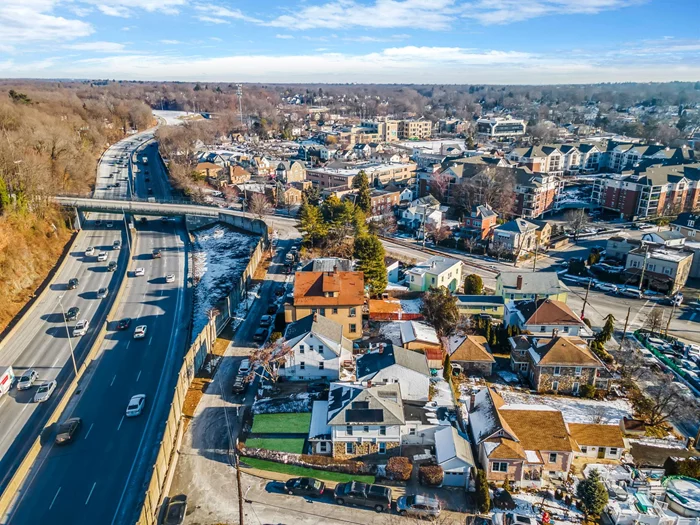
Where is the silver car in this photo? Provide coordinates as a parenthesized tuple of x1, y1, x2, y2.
(396, 495, 441, 520)
(17, 369, 38, 391)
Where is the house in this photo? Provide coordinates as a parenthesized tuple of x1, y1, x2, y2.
(568, 423, 625, 460)
(368, 189, 401, 218)
(625, 247, 693, 294)
(606, 236, 643, 263)
(464, 205, 498, 240)
(385, 257, 400, 283)
(399, 321, 443, 368)
(400, 195, 442, 231)
(276, 161, 306, 184)
(641, 230, 686, 248)
(447, 335, 495, 376)
(455, 295, 505, 318)
(301, 258, 353, 272)
(356, 344, 431, 402)
(405, 256, 462, 293)
(469, 387, 578, 487)
(672, 212, 700, 239)
(434, 426, 476, 488)
(532, 221, 552, 248)
(285, 270, 365, 340)
(195, 161, 223, 181)
(490, 219, 540, 259)
(229, 165, 251, 185)
(280, 314, 354, 382)
(496, 272, 569, 302)
(510, 336, 606, 395)
(505, 299, 590, 338)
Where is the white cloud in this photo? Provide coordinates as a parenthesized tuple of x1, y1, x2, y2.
(194, 4, 263, 23)
(79, 0, 186, 17)
(197, 15, 228, 24)
(65, 41, 127, 52)
(462, 0, 642, 25)
(160, 39, 182, 45)
(0, 1, 93, 48)
(275, 34, 294, 39)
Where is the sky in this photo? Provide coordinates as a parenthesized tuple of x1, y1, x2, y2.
(1, 0, 700, 84)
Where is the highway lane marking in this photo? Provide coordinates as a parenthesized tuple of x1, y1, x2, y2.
(85, 482, 97, 505)
(110, 374, 116, 386)
(49, 487, 61, 510)
(148, 336, 153, 345)
(85, 423, 94, 440)
(136, 370, 142, 382)
(117, 416, 124, 431)
(126, 341, 131, 349)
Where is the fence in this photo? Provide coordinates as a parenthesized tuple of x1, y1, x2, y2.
(135, 228, 267, 525)
(633, 330, 700, 394)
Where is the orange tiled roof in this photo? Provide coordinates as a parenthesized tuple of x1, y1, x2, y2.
(450, 335, 495, 363)
(293, 271, 364, 307)
(525, 299, 582, 326)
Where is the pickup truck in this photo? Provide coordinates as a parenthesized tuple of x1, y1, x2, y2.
(333, 481, 392, 513)
(0, 367, 14, 397)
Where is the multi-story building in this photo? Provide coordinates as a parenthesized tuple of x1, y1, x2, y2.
(490, 218, 540, 259)
(275, 160, 306, 183)
(405, 256, 462, 293)
(625, 246, 693, 294)
(507, 145, 563, 176)
(602, 143, 695, 173)
(397, 119, 432, 140)
(463, 204, 498, 240)
(591, 163, 700, 219)
(358, 118, 399, 143)
(306, 162, 416, 189)
(513, 167, 564, 219)
(672, 212, 700, 239)
(475, 116, 527, 140)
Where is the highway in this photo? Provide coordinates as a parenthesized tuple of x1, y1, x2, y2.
(6, 129, 191, 524)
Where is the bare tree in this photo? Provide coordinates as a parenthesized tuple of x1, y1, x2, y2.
(426, 222, 451, 245)
(632, 384, 697, 427)
(248, 193, 272, 219)
(428, 172, 451, 202)
(463, 236, 477, 254)
(566, 209, 589, 242)
(452, 168, 515, 218)
(644, 308, 664, 335)
(247, 340, 293, 384)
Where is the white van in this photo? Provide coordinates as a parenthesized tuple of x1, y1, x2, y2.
(238, 359, 250, 376)
(621, 287, 643, 299)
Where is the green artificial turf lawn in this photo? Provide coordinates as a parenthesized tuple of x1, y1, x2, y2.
(245, 438, 306, 454)
(241, 457, 375, 484)
(250, 412, 312, 434)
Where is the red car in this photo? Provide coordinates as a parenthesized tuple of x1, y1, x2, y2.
(117, 318, 132, 330)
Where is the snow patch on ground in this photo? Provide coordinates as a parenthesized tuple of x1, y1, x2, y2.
(492, 489, 584, 524)
(497, 388, 632, 424)
(431, 378, 454, 408)
(231, 284, 261, 334)
(399, 298, 422, 313)
(379, 321, 405, 346)
(253, 392, 316, 414)
(497, 370, 520, 383)
(629, 436, 687, 449)
(191, 224, 258, 340)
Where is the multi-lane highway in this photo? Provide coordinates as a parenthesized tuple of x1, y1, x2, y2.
(5, 129, 191, 524)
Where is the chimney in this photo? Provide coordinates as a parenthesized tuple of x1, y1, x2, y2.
(469, 392, 476, 411)
(378, 343, 385, 353)
(552, 328, 559, 338)
(367, 380, 372, 388)
(516, 274, 523, 290)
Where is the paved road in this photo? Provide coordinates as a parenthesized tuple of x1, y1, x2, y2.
(6, 131, 191, 524)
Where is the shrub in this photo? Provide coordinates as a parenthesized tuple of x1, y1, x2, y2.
(476, 469, 490, 513)
(464, 274, 484, 295)
(419, 465, 444, 486)
(386, 456, 413, 481)
(579, 384, 596, 399)
(270, 331, 283, 342)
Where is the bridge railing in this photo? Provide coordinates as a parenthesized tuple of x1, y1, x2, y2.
(55, 193, 224, 208)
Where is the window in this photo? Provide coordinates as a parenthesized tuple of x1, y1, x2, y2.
(319, 362, 324, 370)
(318, 345, 324, 353)
(299, 362, 305, 370)
(332, 308, 338, 315)
(320, 308, 326, 316)
(311, 308, 317, 314)
(350, 324, 357, 333)
(563, 326, 569, 333)
(319, 442, 329, 453)
(609, 448, 618, 455)
(346, 442, 354, 454)
(362, 426, 369, 433)
(553, 366, 561, 376)
(580, 446, 588, 453)
(299, 345, 305, 354)
(552, 381, 559, 391)
(549, 453, 557, 463)
(431, 277, 435, 284)
(309, 345, 314, 352)
(409, 427, 416, 436)
(540, 326, 546, 332)
(689, 220, 695, 228)
(346, 426, 353, 435)
(380, 426, 386, 436)
(378, 442, 387, 454)
(491, 462, 508, 473)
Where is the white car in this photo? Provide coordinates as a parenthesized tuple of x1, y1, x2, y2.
(97, 251, 108, 262)
(134, 267, 145, 277)
(126, 394, 146, 417)
(17, 369, 38, 391)
(73, 319, 89, 337)
(34, 380, 57, 403)
(595, 282, 618, 293)
(165, 274, 175, 283)
(97, 287, 108, 299)
(85, 247, 95, 256)
(134, 325, 147, 339)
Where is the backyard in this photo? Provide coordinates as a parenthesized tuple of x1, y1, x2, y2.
(245, 438, 306, 454)
(250, 412, 312, 434)
(241, 458, 375, 484)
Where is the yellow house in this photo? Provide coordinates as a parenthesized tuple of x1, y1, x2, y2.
(285, 270, 365, 340)
(455, 295, 505, 318)
(496, 272, 569, 303)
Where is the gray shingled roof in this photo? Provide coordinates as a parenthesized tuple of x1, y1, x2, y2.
(356, 344, 430, 379)
(496, 218, 538, 234)
(284, 314, 345, 355)
(327, 383, 405, 426)
(499, 271, 567, 296)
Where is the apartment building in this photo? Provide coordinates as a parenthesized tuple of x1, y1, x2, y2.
(368, 189, 401, 218)
(397, 119, 432, 140)
(625, 247, 693, 294)
(490, 218, 539, 259)
(513, 167, 564, 219)
(475, 116, 527, 140)
(508, 145, 564, 176)
(306, 162, 416, 189)
(591, 163, 700, 219)
(603, 143, 695, 173)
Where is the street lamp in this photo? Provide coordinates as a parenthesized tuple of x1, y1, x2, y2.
(57, 295, 79, 376)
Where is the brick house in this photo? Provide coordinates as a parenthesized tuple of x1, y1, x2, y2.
(368, 189, 400, 218)
(469, 387, 578, 488)
(447, 335, 495, 376)
(464, 204, 498, 240)
(511, 336, 606, 395)
(512, 167, 564, 219)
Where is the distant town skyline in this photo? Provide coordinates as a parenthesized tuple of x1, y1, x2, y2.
(1, 0, 700, 83)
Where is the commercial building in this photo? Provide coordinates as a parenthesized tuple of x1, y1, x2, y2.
(476, 116, 527, 140)
(625, 246, 693, 294)
(306, 162, 416, 189)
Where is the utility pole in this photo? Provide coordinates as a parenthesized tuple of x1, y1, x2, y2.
(619, 306, 631, 351)
(638, 244, 649, 292)
(665, 302, 677, 337)
(580, 278, 592, 321)
(236, 84, 245, 131)
(532, 241, 539, 272)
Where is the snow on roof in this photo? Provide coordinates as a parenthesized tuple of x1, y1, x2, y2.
(435, 426, 474, 470)
(501, 404, 557, 412)
(525, 450, 542, 463)
(309, 401, 331, 440)
(468, 389, 499, 443)
(400, 321, 439, 345)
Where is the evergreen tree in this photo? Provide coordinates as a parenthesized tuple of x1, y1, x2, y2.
(354, 234, 387, 296)
(353, 170, 372, 214)
(0, 177, 10, 213)
(476, 469, 491, 513)
(421, 287, 460, 338)
(321, 194, 343, 223)
(443, 353, 453, 381)
(597, 314, 615, 344)
(576, 469, 608, 517)
(298, 202, 328, 247)
(463, 274, 483, 295)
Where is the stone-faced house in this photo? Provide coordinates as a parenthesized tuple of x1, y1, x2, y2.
(447, 335, 495, 376)
(275, 160, 306, 183)
(505, 298, 590, 338)
(568, 423, 625, 460)
(355, 344, 431, 402)
(511, 336, 606, 395)
(469, 387, 578, 488)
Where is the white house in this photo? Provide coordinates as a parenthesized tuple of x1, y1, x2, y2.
(280, 314, 353, 381)
(568, 423, 625, 460)
(435, 426, 476, 488)
(355, 344, 431, 402)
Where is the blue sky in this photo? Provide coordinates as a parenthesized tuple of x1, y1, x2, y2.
(1, 0, 700, 83)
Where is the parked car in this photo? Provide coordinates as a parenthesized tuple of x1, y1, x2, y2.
(163, 494, 187, 525)
(73, 319, 89, 337)
(396, 494, 441, 520)
(85, 247, 95, 256)
(97, 287, 108, 299)
(253, 328, 268, 342)
(134, 325, 147, 339)
(620, 287, 643, 299)
(97, 251, 108, 262)
(34, 380, 57, 403)
(260, 315, 273, 328)
(125, 394, 146, 417)
(333, 481, 392, 512)
(165, 273, 175, 283)
(68, 278, 79, 290)
(238, 359, 251, 376)
(17, 369, 39, 391)
(55, 417, 82, 445)
(64, 306, 80, 321)
(134, 267, 145, 277)
(595, 282, 618, 293)
(306, 380, 329, 394)
(267, 303, 278, 315)
(106, 221, 114, 228)
(108, 261, 117, 272)
(231, 377, 246, 394)
(274, 285, 286, 296)
(285, 477, 325, 498)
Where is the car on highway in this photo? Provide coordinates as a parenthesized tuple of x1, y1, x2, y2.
(284, 477, 325, 497)
(145, 177, 150, 182)
(95, 219, 102, 227)
(117, 318, 132, 330)
(17, 369, 39, 391)
(333, 481, 392, 513)
(396, 494, 441, 520)
(68, 278, 79, 290)
(126, 394, 146, 417)
(134, 267, 145, 277)
(267, 303, 278, 315)
(85, 247, 96, 256)
(73, 319, 89, 337)
(106, 221, 114, 228)
(163, 494, 187, 525)
(97, 251, 108, 262)
(108, 261, 117, 272)
(595, 282, 618, 293)
(134, 325, 147, 339)
(55, 417, 82, 445)
(33, 380, 57, 403)
(253, 328, 268, 343)
(97, 287, 108, 299)
(152, 249, 162, 259)
(165, 273, 175, 283)
(64, 306, 80, 321)
(260, 315, 273, 328)
(113, 240, 121, 250)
